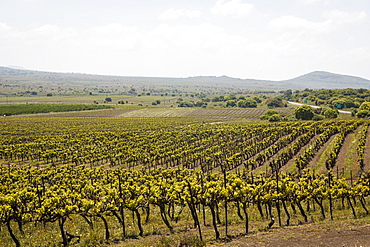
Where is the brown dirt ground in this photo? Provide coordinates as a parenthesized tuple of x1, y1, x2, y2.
(209, 221, 370, 247)
(278, 133, 319, 172)
(114, 217, 370, 247)
(333, 129, 360, 179)
(306, 134, 337, 173)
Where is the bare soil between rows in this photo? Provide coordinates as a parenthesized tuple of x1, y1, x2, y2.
(211, 221, 370, 247)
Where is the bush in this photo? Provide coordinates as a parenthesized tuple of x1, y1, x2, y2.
(357, 110, 370, 118)
(359, 102, 370, 111)
(268, 114, 281, 122)
(178, 101, 194, 107)
(295, 105, 314, 120)
(312, 114, 325, 121)
(260, 109, 279, 120)
(267, 96, 284, 108)
(226, 100, 236, 107)
(237, 99, 257, 108)
(322, 107, 338, 119)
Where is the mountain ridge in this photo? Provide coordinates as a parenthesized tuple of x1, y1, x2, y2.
(0, 66, 369, 90)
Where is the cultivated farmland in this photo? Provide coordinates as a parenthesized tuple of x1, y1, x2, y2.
(1, 115, 370, 246)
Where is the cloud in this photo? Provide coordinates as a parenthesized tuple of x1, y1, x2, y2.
(0, 2, 369, 81)
(19, 0, 46, 2)
(300, 0, 327, 4)
(212, 0, 254, 18)
(269, 16, 314, 30)
(268, 15, 331, 33)
(300, 0, 330, 4)
(300, 0, 320, 3)
(84, 24, 143, 50)
(144, 23, 229, 52)
(0, 22, 12, 32)
(159, 8, 202, 21)
(269, 9, 366, 34)
(324, 9, 367, 24)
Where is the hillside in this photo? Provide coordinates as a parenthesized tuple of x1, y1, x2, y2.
(1, 67, 370, 91)
(282, 71, 370, 89)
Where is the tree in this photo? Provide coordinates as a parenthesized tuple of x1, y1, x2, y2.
(283, 89, 293, 100)
(322, 108, 338, 119)
(267, 96, 284, 108)
(178, 101, 194, 107)
(260, 110, 279, 120)
(268, 114, 281, 122)
(357, 110, 370, 118)
(359, 102, 370, 111)
(226, 100, 236, 107)
(295, 105, 314, 120)
(312, 114, 325, 121)
(237, 99, 257, 108)
(253, 96, 262, 103)
(194, 101, 207, 107)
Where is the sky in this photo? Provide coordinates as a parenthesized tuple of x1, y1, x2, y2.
(0, 0, 370, 81)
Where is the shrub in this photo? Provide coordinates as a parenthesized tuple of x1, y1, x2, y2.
(268, 114, 281, 122)
(237, 99, 257, 108)
(357, 110, 370, 118)
(295, 105, 314, 120)
(312, 114, 325, 121)
(226, 100, 236, 107)
(322, 107, 338, 119)
(267, 96, 284, 108)
(260, 109, 279, 120)
(359, 102, 370, 111)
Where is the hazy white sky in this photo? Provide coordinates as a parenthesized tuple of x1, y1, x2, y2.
(1, 0, 369, 80)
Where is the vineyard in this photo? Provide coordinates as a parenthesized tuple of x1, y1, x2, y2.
(1, 116, 370, 246)
(118, 108, 274, 119)
(0, 104, 112, 116)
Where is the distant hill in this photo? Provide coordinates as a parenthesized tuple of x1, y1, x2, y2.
(0, 67, 369, 90)
(281, 71, 370, 89)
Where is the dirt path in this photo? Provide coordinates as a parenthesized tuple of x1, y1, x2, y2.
(212, 222, 370, 247)
(333, 127, 361, 179)
(278, 133, 319, 173)
(306, 134, 337, 173)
